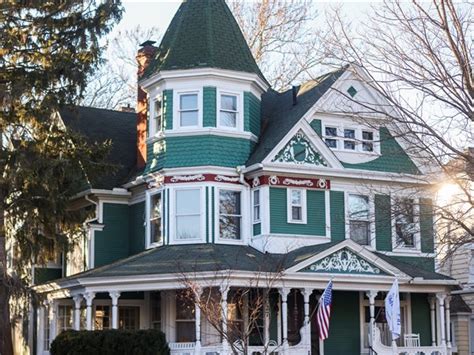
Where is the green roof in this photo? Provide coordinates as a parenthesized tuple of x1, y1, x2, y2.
(143, 0, 266, 83)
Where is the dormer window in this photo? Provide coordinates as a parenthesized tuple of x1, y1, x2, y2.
(322, 122, 379, 154)
(343, 129, 356, 150)
(324, 126, 338, 148)
(362, 131, 374, 152)
(219, 94, 238, 128)
(179, 93, 198, 127)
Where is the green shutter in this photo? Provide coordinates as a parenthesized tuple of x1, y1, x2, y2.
(203, 86, 217, 127)
(375, 194, 392, 251)
(129, 202, 145, 255)
(244, 92, 261, 136)
(163, 89, 173, 130)
(411, 293, 432, 346)
(330, 191, 345, 242)
(253, 223, 261, 236)
(420, 198, 434, 253)
(310, 119, 322, 136)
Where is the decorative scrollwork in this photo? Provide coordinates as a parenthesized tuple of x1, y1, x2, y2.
(303, 248, 382, 274)
(272, 130, 327, 166)
(170, 174, 205, 182)
(268, 175, 279, 185)
(215, 175, 240, 183)
(282, 178, 314, 187)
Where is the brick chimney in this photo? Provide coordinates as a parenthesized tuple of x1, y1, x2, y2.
(136, 40, 157, 169)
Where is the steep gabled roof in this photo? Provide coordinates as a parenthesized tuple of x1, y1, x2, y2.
(60, 106, 137, 190)
(143, 0, 266, 84)
(247, 67, 347, 166)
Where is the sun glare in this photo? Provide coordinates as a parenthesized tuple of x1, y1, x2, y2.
(437, 183, 459, 204)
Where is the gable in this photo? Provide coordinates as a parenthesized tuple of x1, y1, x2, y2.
(299, 247, 387, 275)
(271, 130, 327, 166)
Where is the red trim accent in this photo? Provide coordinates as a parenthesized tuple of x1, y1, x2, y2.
(164, 174, 241, 184)
(248, 175, 330, 190)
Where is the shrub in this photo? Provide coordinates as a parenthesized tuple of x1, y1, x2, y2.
(50, 329, 170, 355)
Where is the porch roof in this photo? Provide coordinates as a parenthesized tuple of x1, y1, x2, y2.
(48, 242, 452, 286)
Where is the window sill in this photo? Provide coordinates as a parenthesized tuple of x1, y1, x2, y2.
(328, 148, 381, 156)
(287, 220, 307, 225)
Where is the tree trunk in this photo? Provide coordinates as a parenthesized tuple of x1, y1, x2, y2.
(0, 206, 14, 355)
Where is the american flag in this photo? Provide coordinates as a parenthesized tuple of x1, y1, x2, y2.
(317, 280, 333, 340)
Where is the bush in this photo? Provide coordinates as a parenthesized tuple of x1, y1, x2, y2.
(50, 329, 170, 355)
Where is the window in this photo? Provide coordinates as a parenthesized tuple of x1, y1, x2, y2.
(343, 129, 356, 150)
(287, 189, 306, 223)
(119, 306, 140, 330)
(220, 94, 238, 128)
(362, 130, 374, 152)
(394, 198, 416, 248)
(219, 190, 242, 240)
(324, 126, 338, 149)
(149, 192, 162, 245)
(153, 98, 162, 133)
(348, 194, 370, 246)
(94, 305, 110, 330)
(44, 311, 50, 350)
(176, 291, 196, 343)
(227, 292, 244, 343)
(253, 190, 260, 223)
(56, 305, 73, 333)
(176, 189, 201, 240)
(179, 93, 198, 127)
(150, 291, 161, 330)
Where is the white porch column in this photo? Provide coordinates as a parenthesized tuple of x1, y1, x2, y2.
(429, 296, 437, 346)
(263, 289, 270, 346)
(84, 292, 96, 331)
(445, 295, 452, 351)
(48, 299, 57, 344)
(220, 286, 229, 353)
(366, 290, 378, 347)
(436, 293, 446, 347)
(73, 295, 83, 331)
(194, 288, 202, 352)
(109, 291, 121, 329)
(302, 288, 312, 349)
(279, 288, 290, 353)
(38, 302, 46, 352)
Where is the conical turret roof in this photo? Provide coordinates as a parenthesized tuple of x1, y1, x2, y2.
(143, 0, 267, 83)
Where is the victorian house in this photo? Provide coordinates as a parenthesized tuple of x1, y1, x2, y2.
(25, 0, 460, 354)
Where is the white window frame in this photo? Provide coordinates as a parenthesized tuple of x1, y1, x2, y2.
(345, 193, 375, 249)
(217, 187, 243, 242)
(287, 188, 307, 224)
(217, 90, 243, 131)
(252, 189, 261, 224)
(146, 188, 164, 248)
(149, 93, 163, 136)
(171, 186, 205, 244)
(322, 122, 380, 154)
(391, 196, 421, 252)
(343, 127, 357, 151)
(174, 90, 203, 129)
(361, 129, 375, 152)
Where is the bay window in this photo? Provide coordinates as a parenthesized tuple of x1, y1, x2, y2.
(152, 97, 162, 134)
(219, 189, 242, 240)
(348, 194, 371, 246)
(287, 189, 306, 224)
(94, 305, 110, 330)
(394, 198, 416, 248)
(149, 192, 162, 245)
(253, 190, 260, 223)
(176, 291, 196, 342)
(176, 189, 201, 240)
(57, 305, 73, 333)
(119, 306, 140, 330)
(219, 94, 238, 128)
(179, 93, 198, 127)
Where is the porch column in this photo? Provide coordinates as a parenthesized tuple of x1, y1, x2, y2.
(445, 295, 452, 350)
(220, 286, 229, 353)
(194, 288, 202, 351)
(366, 290, 378, 347)
(428, 296, 437, 346)
(109, 291, 121, 329)
(302, 288, 312, 349)
(73, 295, 83, 331)
(84, 292, 96, 331)
(436, 293, 446, 347)
(48, 299, 57, 344)
(279, 288, 290, 353)
(263, 289, 270, 346)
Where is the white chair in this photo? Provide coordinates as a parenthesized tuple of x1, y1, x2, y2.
(404, 333, 420, 347)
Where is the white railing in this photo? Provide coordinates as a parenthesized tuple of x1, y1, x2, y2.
(170, 342, 196, 355)
(371, 327, 447, 355)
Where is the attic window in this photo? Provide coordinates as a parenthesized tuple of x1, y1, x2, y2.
(347, 86, 357, 98)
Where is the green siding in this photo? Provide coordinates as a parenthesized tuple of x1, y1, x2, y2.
(310, 119, 322, 136)
(330, 191, 345, 242)
(206, 187, 209, 243)
(325, 291, 360, 354)
(203, 86, 217, 127)
(411, 293, 432, 346)
(34, 267, 62, 284)
(146, 135, 255, 173)
(94, 203, 130, 267)
(163, 89, 173, 130)
(270, 188, 326, 236)
(343, 127, 420, 174)
(420, 198, 434, 253)
(253, 223, 261, 236)
(129, 202, 145, 255)
(392, 256, 436, 273)
(375, 194, 392, 251)
(244, 92, 261, 136)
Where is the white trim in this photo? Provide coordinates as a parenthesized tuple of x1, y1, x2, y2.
(173, 89, 203, 130)
(149, 127, 258, 142)
(216, 89, 243, 131)
(286, 188, 307, 224)
(252, 188, 261, 224)
(345, 192, 376, 249)
(325, 190, 331, 239)
(149, 91, 163, 138)
(145, 187, 164, 249)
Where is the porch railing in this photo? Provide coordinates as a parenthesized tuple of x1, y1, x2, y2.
(371, 326, 447, 355)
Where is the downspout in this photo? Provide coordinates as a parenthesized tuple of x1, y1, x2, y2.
(236, 165, 250, 187)
(83, 194, 99, 271)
